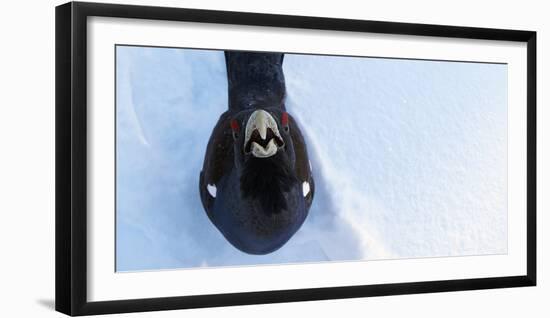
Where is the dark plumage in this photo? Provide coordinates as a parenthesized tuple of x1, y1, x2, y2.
(240, 153, 298, 215)
(225, 52, 286, 111)
(199, 51, 314, 254)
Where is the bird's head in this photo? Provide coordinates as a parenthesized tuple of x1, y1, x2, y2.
(229, 108, 299, 216)
(231, 108, 294, 165)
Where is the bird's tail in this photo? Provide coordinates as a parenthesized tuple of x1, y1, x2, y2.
(224, 51, 286, 112)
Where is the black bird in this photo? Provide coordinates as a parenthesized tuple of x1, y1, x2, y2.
(199, 51, 315, 255)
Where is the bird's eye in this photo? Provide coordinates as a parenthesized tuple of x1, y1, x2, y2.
(230, 119, 240, 139)
(281, 112, 289, 132)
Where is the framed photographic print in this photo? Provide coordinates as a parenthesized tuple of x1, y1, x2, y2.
(55, 1, 536, 316)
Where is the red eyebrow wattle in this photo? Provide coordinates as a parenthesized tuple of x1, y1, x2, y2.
(281, 112, 289, 126)
(230, 119, 240, 132)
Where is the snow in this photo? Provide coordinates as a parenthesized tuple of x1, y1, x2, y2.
(115, 46, 507, 271)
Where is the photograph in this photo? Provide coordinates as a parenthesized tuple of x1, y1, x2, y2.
(52, 1, 537, 316)
(115, 45, 508, 272)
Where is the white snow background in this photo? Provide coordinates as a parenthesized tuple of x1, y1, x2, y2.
(115, 46, 508, 271)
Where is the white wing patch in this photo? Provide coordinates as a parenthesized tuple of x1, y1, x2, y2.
(302, 181, 310, 197)
(207, 184, 217, 198)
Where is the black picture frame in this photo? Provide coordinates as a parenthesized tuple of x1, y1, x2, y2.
(55, 1, 537, 316)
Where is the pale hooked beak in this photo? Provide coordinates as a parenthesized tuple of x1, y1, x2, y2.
(244, 110, 285, 158)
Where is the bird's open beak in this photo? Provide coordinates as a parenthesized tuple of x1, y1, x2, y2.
(244, 110, 285, 158)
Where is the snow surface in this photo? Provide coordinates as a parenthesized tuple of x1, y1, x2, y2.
(115, 46, 507, 271)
